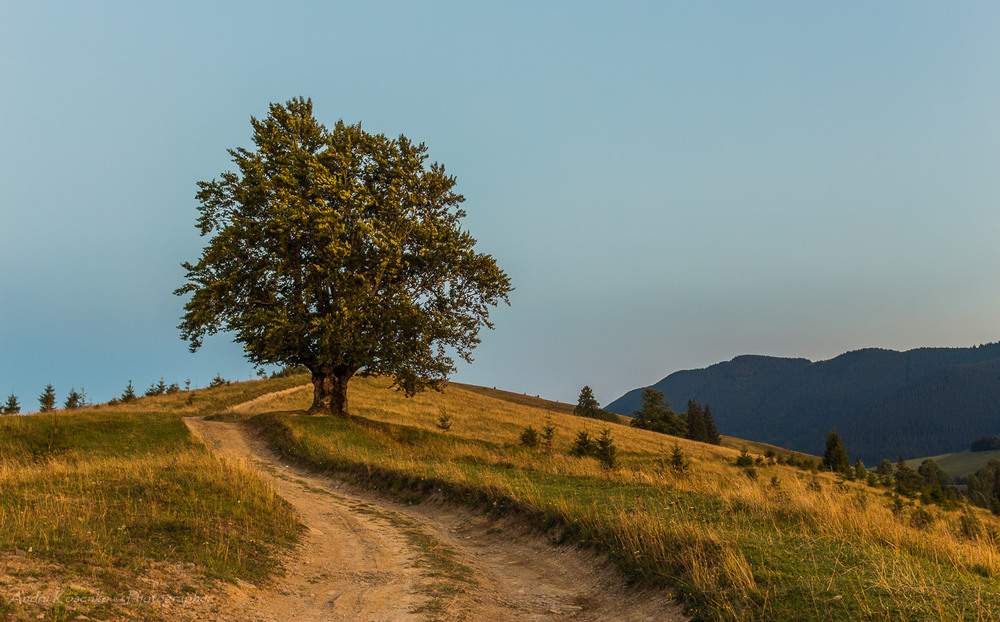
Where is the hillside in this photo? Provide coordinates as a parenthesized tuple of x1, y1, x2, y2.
(606, 343, 1000, 464)
(9, 374, 1000, 619)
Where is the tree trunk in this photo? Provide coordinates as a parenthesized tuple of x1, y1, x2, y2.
(309, 365, 355, 416)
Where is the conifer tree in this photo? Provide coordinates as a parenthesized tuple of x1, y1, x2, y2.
(630, 388, 686, 437)
(684, 399, 707, 443)
(823, 429, 850, 473)
(573, 385, 617, 422)
(121, 380, 137, 403)
(2, 392, 19, 415)
(703, 403, 721, 445)
(64, 387, 82, 410)
(38, 384, 56, 412)
(595, 428, 618, 469)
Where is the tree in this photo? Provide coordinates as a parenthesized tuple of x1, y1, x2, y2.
(64, 387, 83, 410)
(2, 392, 19, 415)
(630, 388, 686, 437)
(823, 429, 850, 473)
(683, 399, 707, 443)
(176, 98, 512, 416)
(703, 403, 721, 445)
(595, 428, 618, 469)
(38, 384, 56, 412)
(572, 385, 617, 422)
(121, 380, 137, 403)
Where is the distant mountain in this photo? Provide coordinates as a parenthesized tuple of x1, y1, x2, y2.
(605, 343, 1000, 465)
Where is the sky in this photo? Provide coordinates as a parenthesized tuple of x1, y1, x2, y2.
(3, 2, 1000, 410)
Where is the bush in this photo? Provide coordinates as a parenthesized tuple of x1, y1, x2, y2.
(541, 416, 556, 454)
(519, 425, 540, 448)
(436, 409, 452, 432)
(570, 430, 598, 458)
(735, 449, 755, 468)
(668, 443, 688, 473)
(595, 428, 618, 470)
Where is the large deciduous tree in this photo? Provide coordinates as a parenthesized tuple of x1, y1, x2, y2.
(176, 98, 512, 416)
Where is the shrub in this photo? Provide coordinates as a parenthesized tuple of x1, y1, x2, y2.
(541, 416, 556, 454)
(668, 442, 688, 474)
(595, 428, 618, 470)
(735, 449, 755, 468)
(435, 409, 452, 432)
(570, 430, 597, 458)
(519, 425, 540, 448)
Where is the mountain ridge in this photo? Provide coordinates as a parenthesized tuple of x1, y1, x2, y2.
(605, 342, 1000, 464)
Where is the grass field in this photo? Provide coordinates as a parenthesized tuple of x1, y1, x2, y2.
(0, 388, 301, 621)
(244, 374, 1000, 621)
(907, 449, 1000, 479)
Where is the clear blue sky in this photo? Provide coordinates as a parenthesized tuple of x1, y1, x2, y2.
(3, 2, 1000, 410)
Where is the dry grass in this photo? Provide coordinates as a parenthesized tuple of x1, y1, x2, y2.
(250, 374, 1000, 621)
(0, 404, 301, 621)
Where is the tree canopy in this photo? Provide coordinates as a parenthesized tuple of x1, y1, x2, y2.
(176, 98, 512, 415)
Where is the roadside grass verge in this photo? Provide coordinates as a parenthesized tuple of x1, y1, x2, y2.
(0, 408, 300, 620)
(249, 376, 1000, 621)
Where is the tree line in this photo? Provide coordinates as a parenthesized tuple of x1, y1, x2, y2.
(626, 388, 721, 445)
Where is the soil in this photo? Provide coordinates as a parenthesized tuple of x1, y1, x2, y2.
(181, 416, 689, 622)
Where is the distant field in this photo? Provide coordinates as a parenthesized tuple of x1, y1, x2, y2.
(907, 449, 1000, 479)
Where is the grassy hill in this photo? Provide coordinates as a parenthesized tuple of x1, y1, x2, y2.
(239, 375, 1000, 621)
(6, 374, 1000, 620)
(907, 449, 1000, 480)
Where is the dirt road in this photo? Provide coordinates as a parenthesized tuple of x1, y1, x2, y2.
(184, 417, 687, 621)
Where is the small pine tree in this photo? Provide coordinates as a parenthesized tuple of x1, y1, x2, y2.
(541, 416, 556, 454)
(520, 425, 540, 448)
(208, 373, 229, 388)
(121, 380, 137, 403)
(823, 429, 850, 473)
(436, 409, 452, 432)
(854, 457, 867, 478)
(38, 384, 56, 412)
(64, 387, 82, 410)
(166, 382, 180, 394)
(668, 442, 688, 473)
(595, 427, 618, 469)
(570, 430, 597, 457)
(2, 392, 20, 415)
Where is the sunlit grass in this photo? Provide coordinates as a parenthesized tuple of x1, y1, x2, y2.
(250, 374, 1000, 621)
(0, 403, 301, 620)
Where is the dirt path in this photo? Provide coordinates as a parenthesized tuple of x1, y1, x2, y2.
(184, 417, 688, 622)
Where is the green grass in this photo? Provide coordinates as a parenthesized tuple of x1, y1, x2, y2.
(245, 375, 1000, 622)
(0, 400, 301, 621)
(907, 449, 1000, 479)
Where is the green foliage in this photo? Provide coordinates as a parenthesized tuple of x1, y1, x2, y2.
(570, 430, 598, 458)
(519, 425, 540, 448)
(823, 429, 850, 473)
(541, 416, 556, 454)
(2, 392, 20, 415)
(735, 449, 755, 468)
(630, 388, 686, 437)
(971, 434, 1000, 452)
(436, 409, 452, 432)
(683, 399, 723, 445)
(120, 380, 137, 403)
(63, 387, 83, 410)
(668, 442, 688, 473)
(208, 374, 230, 389)
(573, 385, 617, 422)
(176, 97, 512, 415)
(38, 384, 56, 412)
(595, 428, 618, 470)
(145, 377, 169, 397)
